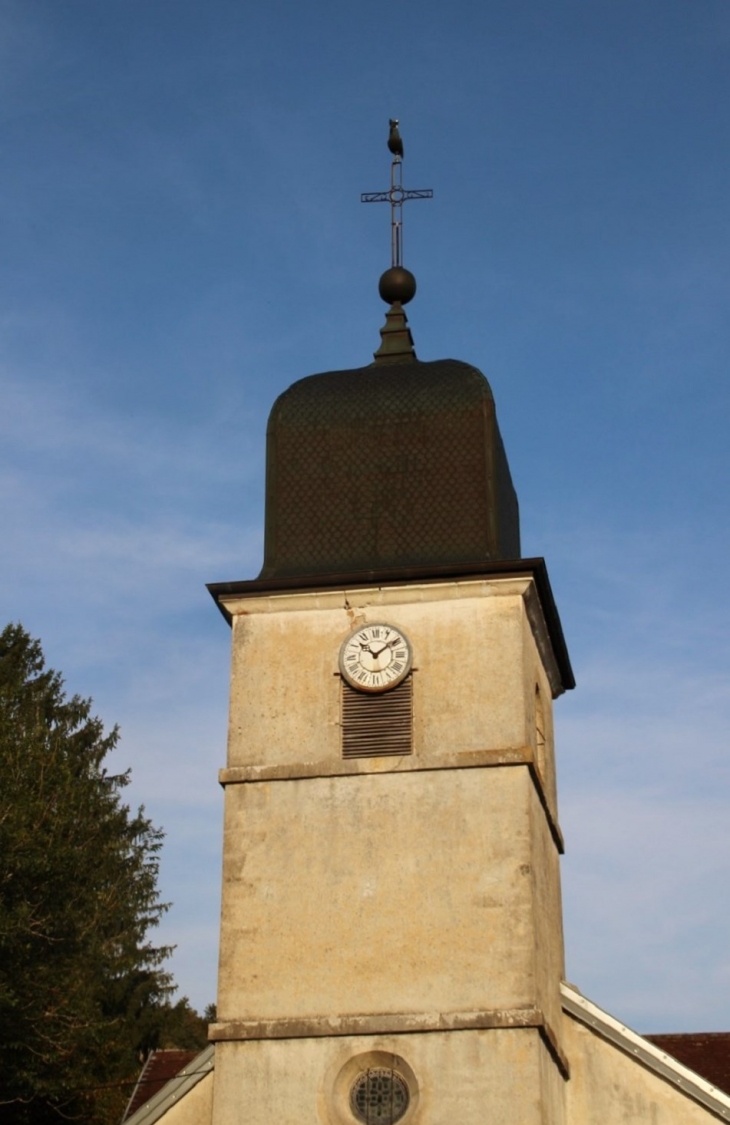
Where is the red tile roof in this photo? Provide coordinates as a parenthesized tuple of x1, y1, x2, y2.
(645, 1033, 730, 1097)
(122, 1049, 199, 1121)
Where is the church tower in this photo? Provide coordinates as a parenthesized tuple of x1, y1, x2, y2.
(206, 126, 575, 1125)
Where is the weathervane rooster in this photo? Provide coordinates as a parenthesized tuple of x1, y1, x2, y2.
(387, 119, 404, 159)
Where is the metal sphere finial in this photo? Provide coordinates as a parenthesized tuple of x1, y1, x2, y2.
(379, 266, 417, 306)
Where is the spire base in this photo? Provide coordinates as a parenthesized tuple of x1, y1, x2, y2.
(373, 302, 416, 364)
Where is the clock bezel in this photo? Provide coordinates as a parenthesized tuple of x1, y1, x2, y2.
(339, 622, 413, 694)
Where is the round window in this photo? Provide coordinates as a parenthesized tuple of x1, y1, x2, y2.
(350, 1069, 409, 1125)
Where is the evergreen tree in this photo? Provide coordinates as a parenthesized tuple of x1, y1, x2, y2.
(0, 624, 176, 1124)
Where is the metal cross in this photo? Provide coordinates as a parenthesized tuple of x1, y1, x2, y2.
(361, 131, 433, 269)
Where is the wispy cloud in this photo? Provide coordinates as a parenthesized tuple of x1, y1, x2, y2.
(546, 518, 730, 1029)
(562, 788, 730, 1030)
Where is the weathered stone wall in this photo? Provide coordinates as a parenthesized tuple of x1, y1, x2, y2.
(211, 1030, 561, 1125)
(563, 1015, 722, 1123)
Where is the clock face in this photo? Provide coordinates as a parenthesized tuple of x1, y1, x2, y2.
(339, 623, 413, 693)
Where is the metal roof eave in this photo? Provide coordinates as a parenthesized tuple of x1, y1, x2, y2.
(122, 1045, 214, 1125)
(561, 983, 730, 1122)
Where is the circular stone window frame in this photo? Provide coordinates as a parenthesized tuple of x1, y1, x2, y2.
(324, 1051, 419, 1125)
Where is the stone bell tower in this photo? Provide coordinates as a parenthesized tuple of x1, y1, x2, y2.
(207, 131, 574, 1125)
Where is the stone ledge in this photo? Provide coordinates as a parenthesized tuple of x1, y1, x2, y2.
(218, 752, 564, 853)
(208, 1006, 568, 1077)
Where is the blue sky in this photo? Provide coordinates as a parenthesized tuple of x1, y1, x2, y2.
(1, 0, 729, 1031)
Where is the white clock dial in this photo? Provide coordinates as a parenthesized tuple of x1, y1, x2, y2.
(339, 623, 413, 693)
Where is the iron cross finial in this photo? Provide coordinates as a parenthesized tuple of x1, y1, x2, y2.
(361, 120, 433, 269)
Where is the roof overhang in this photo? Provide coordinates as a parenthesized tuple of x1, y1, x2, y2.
(207, 556, 575, 692)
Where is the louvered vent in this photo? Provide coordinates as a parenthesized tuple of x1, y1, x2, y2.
(341, 677, 413, 759)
